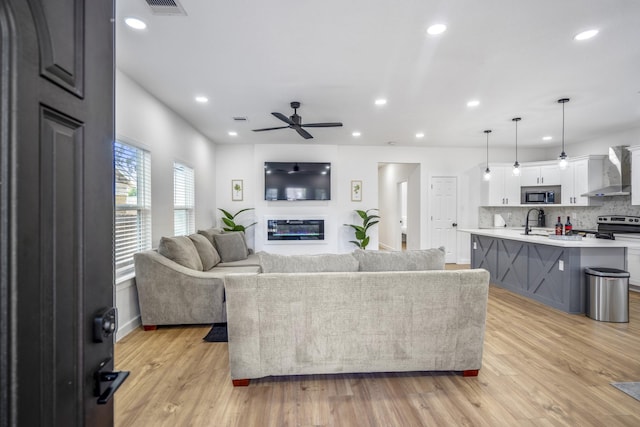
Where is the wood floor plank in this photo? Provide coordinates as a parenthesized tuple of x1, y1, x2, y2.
(115, 281, 640, 427)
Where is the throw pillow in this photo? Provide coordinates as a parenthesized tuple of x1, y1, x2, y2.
(213, 232, 249, 262)
(259, 252, 359, 273)
(353, 247, 445, 272)
(188, 233, 221, 270)
(158, 236, 204, 271)
(197, 227, 224, 246)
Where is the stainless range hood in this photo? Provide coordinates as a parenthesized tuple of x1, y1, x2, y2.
(582, 146, 631, 197)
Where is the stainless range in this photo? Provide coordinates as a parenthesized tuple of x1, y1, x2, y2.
(596, 215, 640, 289)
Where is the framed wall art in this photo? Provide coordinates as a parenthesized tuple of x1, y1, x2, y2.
(351, 180, 362, 202)
(232, 179, 243, 201)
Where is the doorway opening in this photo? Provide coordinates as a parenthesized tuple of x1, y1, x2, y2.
(377, 163, 420, 251)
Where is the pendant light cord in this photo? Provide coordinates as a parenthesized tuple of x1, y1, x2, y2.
(558, 98, 570, 158)
(512, 117, 521, 164)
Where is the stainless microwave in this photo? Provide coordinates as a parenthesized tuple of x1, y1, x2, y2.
(525, 191, 555, 204)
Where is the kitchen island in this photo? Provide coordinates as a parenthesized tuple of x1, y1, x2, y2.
(460, 228, 630, 314)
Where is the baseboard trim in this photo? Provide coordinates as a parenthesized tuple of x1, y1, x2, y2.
(378, 242, 395, 251)
(116, 315, 141, 342)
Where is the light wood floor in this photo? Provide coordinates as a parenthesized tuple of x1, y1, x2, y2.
(115, 271, 640, 426)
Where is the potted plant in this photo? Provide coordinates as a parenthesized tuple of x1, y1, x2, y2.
(218, 208, 257, 232)
(344, 209, 379, 249)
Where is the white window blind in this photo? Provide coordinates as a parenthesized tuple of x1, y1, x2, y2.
(173, 162, 195, 236)
(114, 141, 151, 281)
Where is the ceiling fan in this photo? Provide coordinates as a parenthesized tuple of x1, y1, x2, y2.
(252, 101, 343, 140)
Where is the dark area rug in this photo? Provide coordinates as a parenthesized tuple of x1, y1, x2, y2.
(611, 382, 640, 401)
(203, 322, 228, 342)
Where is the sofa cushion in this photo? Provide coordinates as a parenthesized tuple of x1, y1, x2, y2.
(188, 233, 221, 270)
(157, 236, 204, 271)
(259, 252, 360, 273)
(197, 227, 224, 246)
(213, 232, 249, 262)
(353, 247, 445, 272)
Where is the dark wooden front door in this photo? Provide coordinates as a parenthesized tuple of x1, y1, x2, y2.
(1, 0, 118, 425)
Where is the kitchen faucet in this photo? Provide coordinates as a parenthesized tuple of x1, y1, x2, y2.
(524, 208, 543, 235)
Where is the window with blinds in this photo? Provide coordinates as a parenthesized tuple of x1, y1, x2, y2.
(114, 141, 151, 281)
(173, 162, 195, 236)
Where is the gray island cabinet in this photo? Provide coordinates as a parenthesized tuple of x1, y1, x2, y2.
(461, 229, 628, 314)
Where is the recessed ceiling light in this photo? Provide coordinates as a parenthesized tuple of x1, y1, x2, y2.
(467, 100, 480, 108)
(416, 132, 425, 138)
(228, 131, 238, 136)
(427, 24, 447, 35)
(543, 136, 553, 141)
(195, 96, 208, 103)
(574, 29, 599, 41)
(375, 98, 387, 106)
(352, 131, 361, 137)
(125, 17, 147, 30)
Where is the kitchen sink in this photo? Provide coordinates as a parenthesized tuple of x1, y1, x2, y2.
(520, 232, 549, 237)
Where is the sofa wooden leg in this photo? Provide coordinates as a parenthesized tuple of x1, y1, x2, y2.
(232, 379, 250, 387)
(142, 325, 157, 331)
(462, 369, 479, 377)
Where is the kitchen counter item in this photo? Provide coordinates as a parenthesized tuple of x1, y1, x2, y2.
(494, 214, 506, 227)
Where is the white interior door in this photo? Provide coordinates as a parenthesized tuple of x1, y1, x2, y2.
(430, 176, 457, 263)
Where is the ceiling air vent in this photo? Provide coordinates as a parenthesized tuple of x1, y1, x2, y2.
(145, 0, 187, 16)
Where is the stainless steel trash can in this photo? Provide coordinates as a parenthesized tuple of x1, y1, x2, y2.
(585, 267, 630, 323)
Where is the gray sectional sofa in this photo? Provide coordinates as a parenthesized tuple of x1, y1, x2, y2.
(134, 228, 260, 329)
(134, 239, 490, 384)
(225, 250, 490, 385)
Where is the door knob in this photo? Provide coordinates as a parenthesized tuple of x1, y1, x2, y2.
(452, 223, 458, 227)
(93, 307, 117, 343)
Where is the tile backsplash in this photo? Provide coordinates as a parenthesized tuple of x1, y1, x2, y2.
(479, 196, 640, 229)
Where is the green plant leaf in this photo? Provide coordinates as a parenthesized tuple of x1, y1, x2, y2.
(221, 217, 236, 228)
(361, 236, 370, 249)
(218, 208, 234, 220)
(231, 207, 255, 219)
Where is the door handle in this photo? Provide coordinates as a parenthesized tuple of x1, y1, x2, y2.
(452, 223, 458, 227)
(94, 358, 129, 404)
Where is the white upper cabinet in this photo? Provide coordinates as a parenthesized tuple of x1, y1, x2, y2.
(521, 163, 562, 186)
(484, 165, 521, 206)
(560, 156, 605, 206)
(630, 146, 640, 205)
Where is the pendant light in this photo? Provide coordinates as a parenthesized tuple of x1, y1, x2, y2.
(512, 117, 521, 176)
(483, 130, 492, 181)
(557, 98, 570, 169)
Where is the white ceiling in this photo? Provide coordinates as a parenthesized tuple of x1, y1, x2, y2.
(115, 0, 640, 149)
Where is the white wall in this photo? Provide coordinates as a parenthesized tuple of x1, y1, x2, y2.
(115, 70, 217, 340)
(215, 143, 549, 261)
(543, 126, 640, 159)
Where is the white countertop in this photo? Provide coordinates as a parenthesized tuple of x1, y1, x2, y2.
(458, 228, 640, 248)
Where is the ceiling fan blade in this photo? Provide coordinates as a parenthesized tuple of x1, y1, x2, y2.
(301, 122, 343, 128)
(252, 126, 290, 132)
(272, 112, 295, 125)
(293, 126, 313, 139)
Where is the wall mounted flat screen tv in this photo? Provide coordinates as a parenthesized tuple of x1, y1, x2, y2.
(264, 162, 331, 201)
